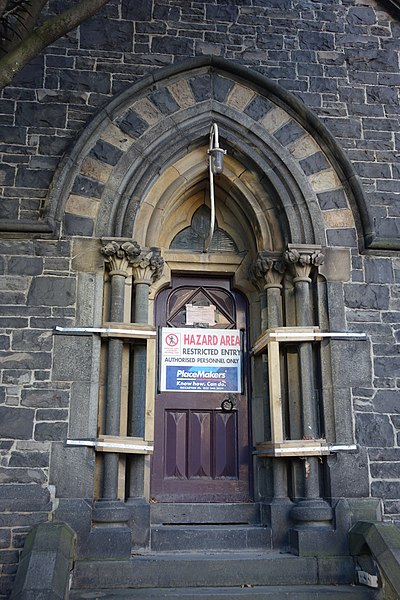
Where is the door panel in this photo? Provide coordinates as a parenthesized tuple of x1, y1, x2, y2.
(151, 276, 250, 502)
(165, 410, 187, 478)
(215, 411, 238, 478)
(189, 411, 212, 478)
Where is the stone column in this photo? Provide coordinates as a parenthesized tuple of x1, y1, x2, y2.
(128, 247, 164, 499)
(100, 240, 141, 499)
(254, 252, 288, 500)
(252, 252, 292, 548)
(284, 245, 332, 529)
(87, 240, 141, 557)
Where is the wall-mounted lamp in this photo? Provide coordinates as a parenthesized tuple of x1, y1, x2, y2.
(209, 146, 225, 175)
(205, 123, 227, 251)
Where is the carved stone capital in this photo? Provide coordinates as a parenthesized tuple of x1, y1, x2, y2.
(131, 248, 164, 285)
(284, 244, 324, 282)
(101, 240, 141, 277)
(250, 252, 286, 291)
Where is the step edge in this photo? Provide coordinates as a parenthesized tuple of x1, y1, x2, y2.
(69, 584, 376, 598)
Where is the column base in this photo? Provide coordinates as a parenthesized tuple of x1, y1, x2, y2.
(79, 525, 132, 559)
(289, 498, 354, 557)
(92, 499, 132, 525)
(80, 499, 133, 559)
(53, 498, 132, 559)
(290, 498, 333, 528)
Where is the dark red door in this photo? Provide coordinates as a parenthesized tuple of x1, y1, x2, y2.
(150, 276, 250, 502)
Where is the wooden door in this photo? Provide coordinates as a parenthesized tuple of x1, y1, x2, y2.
(150, 276, 250, 502)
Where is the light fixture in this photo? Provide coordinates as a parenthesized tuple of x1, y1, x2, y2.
(205, 123, 227, 251)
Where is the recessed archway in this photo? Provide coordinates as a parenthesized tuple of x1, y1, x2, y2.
(133, 147, 280, 255)
(43, 57, 374, 557)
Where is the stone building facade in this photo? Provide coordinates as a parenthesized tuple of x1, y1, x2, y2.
(0, 0, 400, 597)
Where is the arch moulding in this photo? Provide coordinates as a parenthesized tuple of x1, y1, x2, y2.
(42, 56, 372, 254)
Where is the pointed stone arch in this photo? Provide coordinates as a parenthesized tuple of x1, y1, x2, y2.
(45, 56, 371, 252)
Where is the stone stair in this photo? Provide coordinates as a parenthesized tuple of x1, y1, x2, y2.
(70, 587, 377, 599)
(69, 503, 378, 600)
(70, 554, 378, 599)
(150, 502, 271, 552)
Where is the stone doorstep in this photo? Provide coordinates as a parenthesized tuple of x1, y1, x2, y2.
(150, 524, 272, 552)
(150, 502, 261, 525)
(68, 585, 377, 600)
(71, 553, 357, 590)
(149, 502, 271, 552)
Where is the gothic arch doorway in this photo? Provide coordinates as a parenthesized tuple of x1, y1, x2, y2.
(49, 58, 372, 556)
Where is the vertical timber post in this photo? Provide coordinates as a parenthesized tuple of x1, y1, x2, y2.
(264, 256, 288, 502)
(251, 253, 293, 547)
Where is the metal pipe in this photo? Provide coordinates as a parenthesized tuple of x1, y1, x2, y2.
(54, 326, 156, 337)
(269, 332, 367, 340)
(253, 443, 358, 456)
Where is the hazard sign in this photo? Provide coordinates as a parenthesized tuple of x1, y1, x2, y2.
(159, 327, 242, 393)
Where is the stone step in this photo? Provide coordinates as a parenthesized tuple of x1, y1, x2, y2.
(71, 552, 356, 591)
(150, 503, 261, 525)
(151, 524, 271, 551)
(70, 585, 377, 599)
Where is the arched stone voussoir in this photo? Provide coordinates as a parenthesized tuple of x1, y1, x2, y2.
(99, 107, 326, 245)
(45, 57, 366, 250)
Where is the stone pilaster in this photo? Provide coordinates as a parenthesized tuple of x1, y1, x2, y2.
(100, 241, 142, 500)
(128, 247, 163, 501)
(284, 244, 333, 535)
(83, 240, 143, 556)
(251, 252, 286, 330)
(251, 252, 292, 547)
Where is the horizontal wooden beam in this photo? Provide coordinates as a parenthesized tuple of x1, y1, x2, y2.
(252, 327, 320, 355)
(251, 327, 367, 355)
(66, 436, 154, 454)
(255, 438, 329, 457)
(96, 435, 154, 454)
(101, 322, 156, 339)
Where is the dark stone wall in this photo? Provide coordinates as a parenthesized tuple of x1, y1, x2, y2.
(0, 0, 399, 596)
(0, 0, 399, 239)
(0, 240, 75, 597)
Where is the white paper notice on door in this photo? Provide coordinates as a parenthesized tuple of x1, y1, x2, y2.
(185, 304, 216, 326)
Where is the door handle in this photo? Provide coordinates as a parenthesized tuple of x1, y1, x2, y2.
(221, 394, 237, 412)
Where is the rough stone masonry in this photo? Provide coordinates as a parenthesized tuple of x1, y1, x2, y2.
(0, 0, 400, 597)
